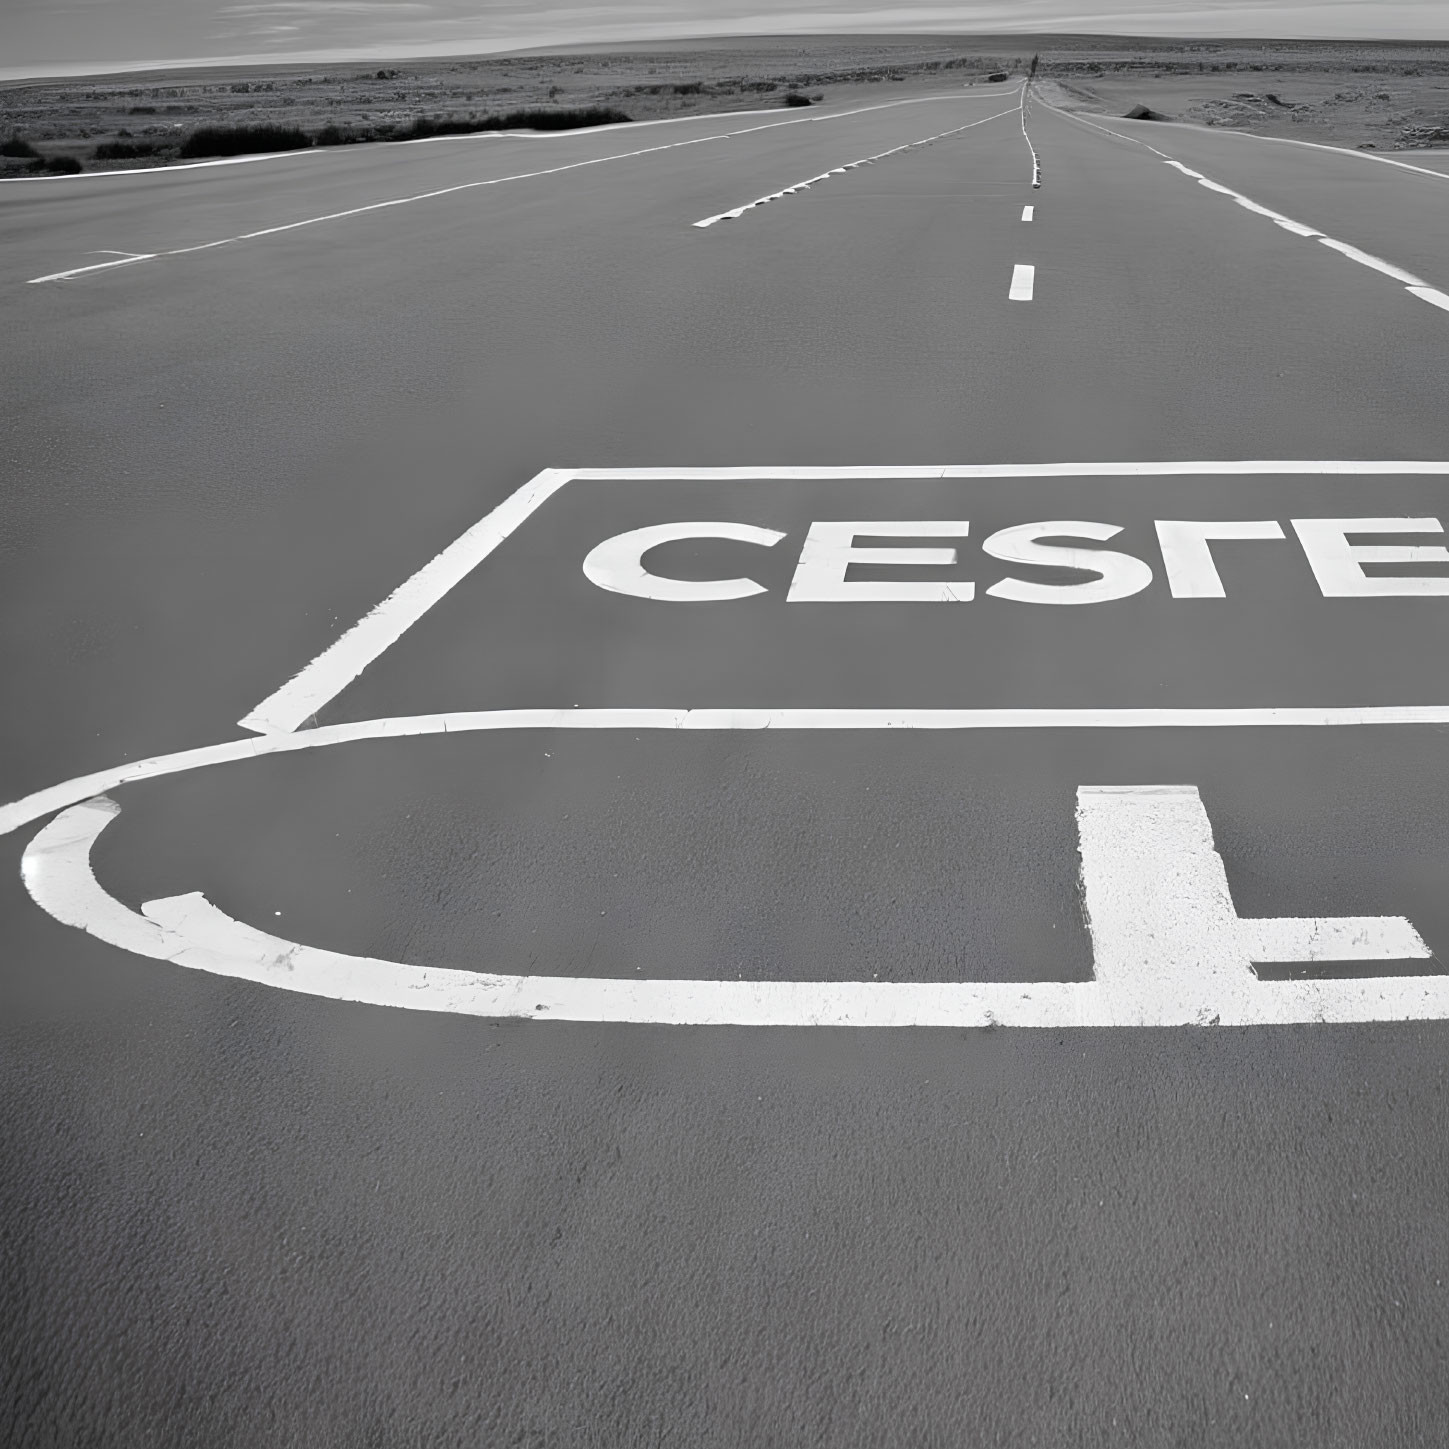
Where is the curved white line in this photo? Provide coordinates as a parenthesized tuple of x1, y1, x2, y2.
(9, 704, 1449, 842)
(21, 792, 1449, 1027)
(20, 797, 1097, 1027)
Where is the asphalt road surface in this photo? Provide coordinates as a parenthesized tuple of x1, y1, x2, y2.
(6, 80, 1449, 1444)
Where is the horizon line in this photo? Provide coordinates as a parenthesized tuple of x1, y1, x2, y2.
(5, 25, 1447, 85)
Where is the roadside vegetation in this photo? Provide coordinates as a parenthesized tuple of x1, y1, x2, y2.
(2, 135, 83, 172)
(178, 122, 311, 157)
(79, 104, 635, 166)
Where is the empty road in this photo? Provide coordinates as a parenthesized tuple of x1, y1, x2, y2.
(5, 80, 1449, 1445)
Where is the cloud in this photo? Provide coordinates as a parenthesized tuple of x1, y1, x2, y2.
(219, 1, 434, 12)
(5, 0, 1448, 80)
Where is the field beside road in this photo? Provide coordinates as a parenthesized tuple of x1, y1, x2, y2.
(3, 33, 1447, 176)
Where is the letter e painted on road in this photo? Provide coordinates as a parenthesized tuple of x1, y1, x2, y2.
(982, 521, 1153, 605)
(582, 522, 786, 601)
(1291, 517, 1449, 597)
(787, 521, 975, 602)
(1154, 520, 1286, 598)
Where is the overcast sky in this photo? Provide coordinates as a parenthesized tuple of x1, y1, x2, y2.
(5, 1, 1447, 81)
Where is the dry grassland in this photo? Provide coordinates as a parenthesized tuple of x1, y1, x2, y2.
(2, 33, 1447, 177)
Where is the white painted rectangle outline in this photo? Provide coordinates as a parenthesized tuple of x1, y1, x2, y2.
(239, 461, 1449, 736)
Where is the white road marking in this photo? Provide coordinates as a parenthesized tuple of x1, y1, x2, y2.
(1019, 81, 1042, 188)
(29, 253, 159, 283)
(691, 106, 1017, 227)
(10, 705, 1449, 845)
(237, 467, 572, 734)
(1316, 236, 1426, 285)
(3, 91, 1014, 188)
(20, 787, 1440, 1027)
(1409, 286, 1449, 313)
(981, 520, 1152, 604)
(1009, 263, 1035, 300)
(0, 149, 330, 184)
(240, 461, 1449, 735)
(1155, 520, 1287, 598)
(582, 521, 785, 601)
(1076, 785, 1432, 1028)
(1045, 102, 1447, 315)
(1240, 915, 1429, 963)
(1021, 204, 1035, 220)
(1291, 516, 1449, 597)
(25, 94, 1011, 281)
(1159, 123, 1449, 187)
(786, 520, 974, 602)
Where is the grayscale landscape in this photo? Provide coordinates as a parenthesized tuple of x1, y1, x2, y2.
(5, 9, 1449, 1447)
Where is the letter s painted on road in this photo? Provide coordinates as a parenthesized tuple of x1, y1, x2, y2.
(582, 522, 787, 601)
(982, 520, 1153, 605)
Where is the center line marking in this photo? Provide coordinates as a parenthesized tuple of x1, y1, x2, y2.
(1022, 204, 1035, 220)
(1009, 263, 1035, 300)
(691, 105, 1017, 227)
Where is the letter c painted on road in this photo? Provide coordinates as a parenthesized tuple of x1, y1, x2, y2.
(582, 522, 787, 601)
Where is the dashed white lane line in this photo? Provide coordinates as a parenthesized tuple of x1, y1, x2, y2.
(1410, 285, 1449, 312)
(238, 459, 1449, 736)
(691, 105, 1018, 227)
(25, 93, 1006, 282)
(1046, 102, 1449, 318)
(1009, 263, 1035, 300)
(1141, 121, 1449, 188)
(1022, 204, 1035, 220)
(18, 784, 1445, 1027)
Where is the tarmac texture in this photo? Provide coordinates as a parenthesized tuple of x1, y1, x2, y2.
(5, 83, 1449, 1445)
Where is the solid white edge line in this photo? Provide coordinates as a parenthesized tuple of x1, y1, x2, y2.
(10, 703, 1449, 842)
(1127, 120, 1449, 186)
(239, 460, 1449, 733)
(28, 253, 159, 284)
(1409, 286, 1449, 313)
(2, 90, 1017, 186)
